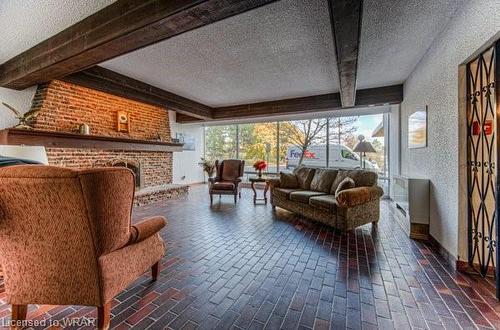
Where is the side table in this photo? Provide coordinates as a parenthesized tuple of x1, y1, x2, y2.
(249, 176, 271, 204)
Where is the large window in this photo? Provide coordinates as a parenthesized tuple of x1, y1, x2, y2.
(204, 125, 237, 160)
(280, 119, 327, 171)
(204, 113, 389, 194)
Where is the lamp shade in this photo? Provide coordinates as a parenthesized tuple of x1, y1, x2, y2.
(353, 141, 376, 153)
(0, 145, 49, 164)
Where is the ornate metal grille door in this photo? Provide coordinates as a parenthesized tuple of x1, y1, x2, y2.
(466, 42, 499, 292)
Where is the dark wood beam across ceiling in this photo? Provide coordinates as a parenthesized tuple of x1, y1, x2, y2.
(62, 67, 401, 123)
(328, 0, 363, 108)
(0, 0, 278, 90)
(62, 66, 213, 120)
(181, 84, 403, 122)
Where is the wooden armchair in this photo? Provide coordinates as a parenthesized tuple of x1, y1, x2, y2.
(0, 166, 166, 329)
(209, 159, 245, 204)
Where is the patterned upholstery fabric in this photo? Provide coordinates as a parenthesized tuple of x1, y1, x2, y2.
(336, 186, 384, 208)
(334, 177, 356, 198)
(129, 216, 167, 244)
(270, 166, 382, 231)
(273, 187, 301, 198)
(330, 170, 378, 194)
(0, 165, 166, 306)
(310, 169, 338, 193)
(279, 172, 299, 188)
(289, 190, 326, 204)
(345, 170, 378, 187)
(309, 195, 338, 211)
(293, 167, 316, 190)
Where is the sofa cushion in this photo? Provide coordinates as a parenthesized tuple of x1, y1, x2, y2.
(310, 169, 338, 193)
(309, 195, 338, 211)
(330, 169, 378, 194)
(330, 170, 350, 194)
(289, 190, 326, 204)
(334, 177, 355, 198)
(293, 167, 316, 190)
(213, 181, 235, 190)
(280, 172, 299, 188)
(346, 170, 378, 187)
(273, 187, 301, 198)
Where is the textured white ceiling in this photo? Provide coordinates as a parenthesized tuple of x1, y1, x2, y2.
(357, 0, 465, 89)
(1, 0, 464, 108)
(102, 0, 339, 107)
(0, 0, 115, 63)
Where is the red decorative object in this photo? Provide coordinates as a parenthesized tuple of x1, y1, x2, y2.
(253, 160, 267, 177)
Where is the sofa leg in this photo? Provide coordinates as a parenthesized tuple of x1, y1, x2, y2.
(152, 261, 160, 281)
(11, 304, 27, 328)
(97, 303, 111, 330)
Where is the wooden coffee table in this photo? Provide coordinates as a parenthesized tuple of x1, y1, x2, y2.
(249, 176, 271, 204)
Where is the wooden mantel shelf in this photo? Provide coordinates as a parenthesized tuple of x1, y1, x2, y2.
(0, 129, 184, 152)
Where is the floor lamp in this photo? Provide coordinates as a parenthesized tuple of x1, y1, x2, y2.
(353, 135, 375, 169)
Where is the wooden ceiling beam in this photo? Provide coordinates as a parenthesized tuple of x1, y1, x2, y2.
(0, 0, 278, 90)
(211, 84, 403, 121)
(328, 0, 363, 107)
(62, 66, 213, 119)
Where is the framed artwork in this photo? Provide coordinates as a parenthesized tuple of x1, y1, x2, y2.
(408, 106, 427, 149)
(176, 133, 195, 151)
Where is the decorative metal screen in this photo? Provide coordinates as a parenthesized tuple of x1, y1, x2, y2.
(467, 43, 498, 279)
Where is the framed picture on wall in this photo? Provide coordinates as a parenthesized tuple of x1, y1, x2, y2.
(408, 106, 427, 149)
(176, 133, 196, 151)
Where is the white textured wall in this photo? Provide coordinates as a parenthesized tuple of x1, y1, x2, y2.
(169, 112, 205, 184)
(0, 87, 36, 129)
(401, 0, 500, 258)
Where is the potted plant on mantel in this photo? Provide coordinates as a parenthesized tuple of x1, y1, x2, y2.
(198, 158, 216, 183)
(253, 160, 267, 178)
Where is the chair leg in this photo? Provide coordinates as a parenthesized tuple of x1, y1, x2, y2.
(210, 194, 213, 205)
(234, 193, 237, 203)
(97, 303, 111, 330)
(11, 304, 27, 329)
(152, 261, 160, 281)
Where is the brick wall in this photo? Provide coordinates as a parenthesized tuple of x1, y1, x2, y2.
(31, 80, 171, 141)
(29, 80, 174, 186)
(47, 149, 172, 188)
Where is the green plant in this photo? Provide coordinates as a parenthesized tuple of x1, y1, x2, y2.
(198, 158, 216, 177)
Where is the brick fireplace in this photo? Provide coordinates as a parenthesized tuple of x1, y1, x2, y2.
(23, 80, 188, 205)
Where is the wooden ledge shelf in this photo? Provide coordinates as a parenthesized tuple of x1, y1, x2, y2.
(0, 129, 184, 152)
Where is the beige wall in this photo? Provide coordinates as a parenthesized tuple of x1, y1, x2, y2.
(400, 0, 500, 259)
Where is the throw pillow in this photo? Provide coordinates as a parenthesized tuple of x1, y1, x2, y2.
(310, 169, 338, 193)
(334, 177, 355, 198)
(330, 170, 349, 194)
(293, 167, 316, 190)
(280, 172, 299, 188)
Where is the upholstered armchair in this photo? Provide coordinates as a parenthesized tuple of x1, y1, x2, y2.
(209, 159, 245, 204)
(0, 166, 166, 330)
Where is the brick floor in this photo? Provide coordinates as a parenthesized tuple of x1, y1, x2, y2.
(1, 184, 500, 329)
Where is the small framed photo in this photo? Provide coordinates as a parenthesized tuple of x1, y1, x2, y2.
(408, 107, 427, 149)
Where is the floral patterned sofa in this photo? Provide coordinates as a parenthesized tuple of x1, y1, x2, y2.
(268, 167, 383, 231)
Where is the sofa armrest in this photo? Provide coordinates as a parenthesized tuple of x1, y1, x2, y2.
(267, 178, 281, 189)
(336, 186, 383, 208)
(129, 216, 167, 244)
